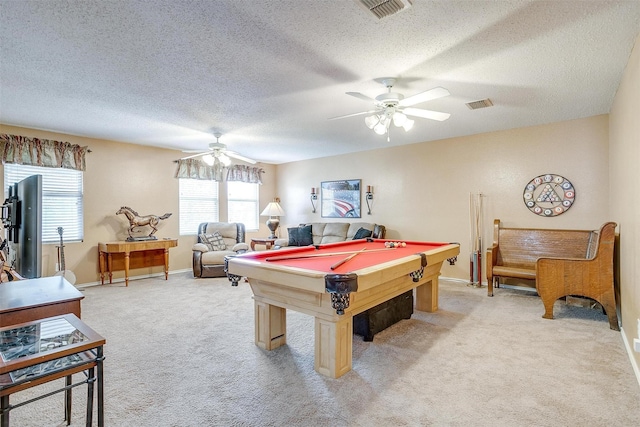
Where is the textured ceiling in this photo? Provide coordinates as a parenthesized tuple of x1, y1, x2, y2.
(1, 1, 639, 164)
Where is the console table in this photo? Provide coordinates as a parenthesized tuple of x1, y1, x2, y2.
(0, 314, 105, 426)
(0, 276, 83, 327)
(98, 239, 178, 286)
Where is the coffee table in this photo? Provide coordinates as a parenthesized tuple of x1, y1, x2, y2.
(0, 277, 83, 327)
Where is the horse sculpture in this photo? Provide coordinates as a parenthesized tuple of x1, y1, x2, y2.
(116, 206, 172, 240)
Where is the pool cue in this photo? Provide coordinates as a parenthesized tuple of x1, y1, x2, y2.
(265, 247, 394, 262)
(330, 248, 366, 270)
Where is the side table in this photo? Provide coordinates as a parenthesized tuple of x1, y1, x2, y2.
(0, 314, 106, 427)
(250, 238, 277, 251)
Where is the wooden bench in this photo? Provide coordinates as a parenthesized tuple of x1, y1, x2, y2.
(486, 220, 619, 330)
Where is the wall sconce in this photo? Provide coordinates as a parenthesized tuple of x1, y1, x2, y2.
(310, 187, 318, 213)
(366, 185, 373, 215)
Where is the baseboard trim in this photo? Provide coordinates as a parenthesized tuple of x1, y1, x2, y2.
(76, 268, 193, 289)
(620, 326, 640, 388)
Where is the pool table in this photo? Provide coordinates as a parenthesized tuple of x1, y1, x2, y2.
(227, 238, 460, 378)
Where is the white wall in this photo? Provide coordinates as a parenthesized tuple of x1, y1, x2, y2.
(609, 32, 640, 373)
(276, 115, 611, 282)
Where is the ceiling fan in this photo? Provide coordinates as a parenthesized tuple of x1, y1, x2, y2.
(181, 132, 256, 165)
(329, 78, 451, 140)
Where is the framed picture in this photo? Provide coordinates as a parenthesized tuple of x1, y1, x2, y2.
(321, 179, 361, 218)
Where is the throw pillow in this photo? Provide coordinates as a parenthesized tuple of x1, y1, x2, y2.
(199, 232, 227, 251)
(353, 227, 372, 240)
(288, 224, 313, 246)
(209, 231, 227, 251)
(199, 233, 214, 251)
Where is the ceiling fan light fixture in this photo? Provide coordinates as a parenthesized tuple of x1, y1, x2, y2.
(219, 153, 231, 166)
(402, 118, 414, 131)
(202, 154, 215, 166)
(373, 122, 387, 135)
(364, 115, 379, 129)
(392, 112, 406, 127)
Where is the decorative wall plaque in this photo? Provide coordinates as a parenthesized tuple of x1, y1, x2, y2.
(523, 174, 575, 216)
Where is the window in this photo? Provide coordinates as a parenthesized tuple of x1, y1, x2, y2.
(4, 164, 84, 243)
(179, 179, 218, 235)
(227, 182, 259, 230)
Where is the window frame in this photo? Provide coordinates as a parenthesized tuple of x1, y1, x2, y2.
(178, 178, 219, 236)
(227, 181, 260, 231)
(3, 164, 84, 244)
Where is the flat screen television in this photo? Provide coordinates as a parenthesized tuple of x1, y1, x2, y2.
(2, 174, 42, 279)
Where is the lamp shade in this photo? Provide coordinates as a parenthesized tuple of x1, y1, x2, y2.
(260, 202, 286, 217)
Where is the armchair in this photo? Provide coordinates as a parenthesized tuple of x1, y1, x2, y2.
(192, 222, 249, 278)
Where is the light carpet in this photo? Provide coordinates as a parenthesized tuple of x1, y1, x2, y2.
(8, 272, 640, 426)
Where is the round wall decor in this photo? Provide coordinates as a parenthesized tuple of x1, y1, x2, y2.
(523, 174, 575, 216)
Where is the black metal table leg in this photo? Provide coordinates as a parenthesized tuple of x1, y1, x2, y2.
(86, 367, 95, 427)
(65, 375, 72, 425)
(1, 395, 9, 427)
(97, 346, 104, 427)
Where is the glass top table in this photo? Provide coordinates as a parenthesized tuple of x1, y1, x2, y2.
(0, 314, 105, 426)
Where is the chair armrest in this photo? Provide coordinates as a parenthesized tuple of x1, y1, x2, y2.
(274, 238, 289, 247)
(192, 243, 209, 252)
(232, 243, 250, 253)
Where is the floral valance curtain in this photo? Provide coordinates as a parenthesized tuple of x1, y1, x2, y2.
(174, 158, 225, 181)
(0, 133, 88, 171)
(226, 164, 264, 184)
(175, 159, 264, 184)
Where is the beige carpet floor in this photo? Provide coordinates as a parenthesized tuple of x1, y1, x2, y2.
(7, 272, 640, 426)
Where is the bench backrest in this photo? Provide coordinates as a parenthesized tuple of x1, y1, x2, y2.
(493, 220, 594, 268)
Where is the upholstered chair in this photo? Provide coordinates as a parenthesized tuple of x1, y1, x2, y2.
(192, 222, 249, 278)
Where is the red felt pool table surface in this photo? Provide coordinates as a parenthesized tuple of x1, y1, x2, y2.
(248, 239, 452, 273)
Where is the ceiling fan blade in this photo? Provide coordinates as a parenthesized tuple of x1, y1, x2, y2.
(180, 151, 208, 160)
(403, 107, 451, 121)
(226, 151, 257, 164)
(346, 92, 375, 102)
(399, 87, 450, 107)
(328, 109, 379, 120)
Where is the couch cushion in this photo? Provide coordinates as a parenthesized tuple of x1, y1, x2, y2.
(203, 222, 239, 249)
(317, 222, 350, 244)
(288, 225, 313, 246)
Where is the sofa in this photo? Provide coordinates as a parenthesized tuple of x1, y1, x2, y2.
(274, 222, 386, 248)
(192, 222, 250, 278)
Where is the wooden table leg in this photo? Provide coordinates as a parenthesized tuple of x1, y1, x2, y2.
(314, 315, 353, 378)
(163, 248, 170, 280)
(415, 276, 439, 312)
(98, 251, 105, 285)
(124, 251, 130, 287)
(254, 301, 286, 350)
(107, 254, 113, 284)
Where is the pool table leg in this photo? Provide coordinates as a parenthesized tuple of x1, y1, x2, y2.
(314, 316, 353, 379)
(254, 301, 287, 350)
(415, 276, 439, 312)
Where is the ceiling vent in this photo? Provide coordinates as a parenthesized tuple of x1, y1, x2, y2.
(355, 0, 413, 20)
(466, 99, 494, 110)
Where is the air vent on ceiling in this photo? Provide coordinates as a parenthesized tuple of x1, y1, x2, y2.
(355, 0, 413, 20)
(466, 99, 494, 110)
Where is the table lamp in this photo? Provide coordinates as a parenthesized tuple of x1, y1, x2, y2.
(260, 200, 286, 238)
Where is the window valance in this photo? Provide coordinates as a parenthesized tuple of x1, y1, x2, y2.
(175, 159, 263, 184)
(174, 158, 225, 181)
(226, 164, 264, 184)
(0, 133, 88, 172)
